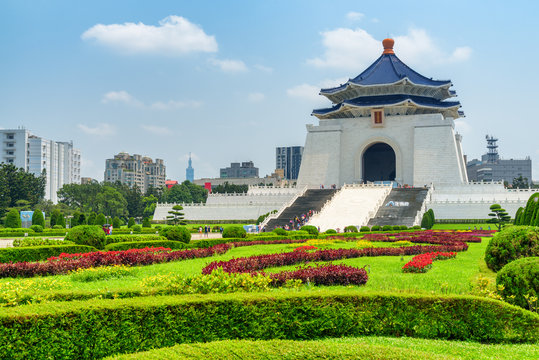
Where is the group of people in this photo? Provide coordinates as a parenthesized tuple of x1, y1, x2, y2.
(198, 225, 223, 237)
(102, 224, 113, 235)
(282, 209, 314, 230)
(319, 184, 338, 189)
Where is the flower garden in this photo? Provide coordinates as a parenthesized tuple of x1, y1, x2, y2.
(0, 227, 537, 359)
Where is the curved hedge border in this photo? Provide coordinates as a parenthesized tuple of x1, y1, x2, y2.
(105, 241, 189, 251)
(0, 245, 97, 263)
(0, 291, 536, 360)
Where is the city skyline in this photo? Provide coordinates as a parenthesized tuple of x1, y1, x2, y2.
(1, 1, 538, 182)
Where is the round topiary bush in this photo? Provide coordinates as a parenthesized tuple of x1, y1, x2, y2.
(52, 225, 64, 229)
(360, 226, 370, 232)
(65, 225, 106, 250)
(412, 225, 421, 229)
(496, 257, 539, 309)
(371, 225, 381, 231)
(325, 229, 337, 234)
(222, 226, 246, 239)
(344, 225, 358, 233)
(131, 224, 142, 233)
(301, 225, 319, 236)
(273, 228, 287, 236)
(164, 226, 191, 243)
(382, 225, 392, 231)
(392, 225, 401, 230)
(30, 225, 43, 233)
(399, 225, 408, 230)
(485, 226, 539, 271)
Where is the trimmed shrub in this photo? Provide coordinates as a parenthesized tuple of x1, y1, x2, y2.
(360, 226, 370, 232)
(497, 257, 539, 309)
(0, 291, 536, 360)
(131, 225, 142, 233)
(400, 225, 408, 230)
(272, 228, 287, 236)
(113, 217, 121, 229)
(344, 225, 358, 233)
(165, 226, 191, 243)
(56, 214, 66, 228)
(52, 225, 63, 229)
(392, 225, 401, 230)
(142, 217, 151, 228)
(87, 212, 97, 226)
(128, 217, 136, 228)
(105, 240, 189, 251)
(325, 229, 337, 234)
(29, 225, 43, 233)
(382, 225, 392, 231)
(485, 226, 539, 271)
(301, 225, 319, 236)
(65, 225, 107, 250)
(31, 211, 45, 227)
(412, 225, 421, 229)
(223, 226, 247, 239)
(0, 245, 96, 263)
(12, 238, 73, 247)
(5, 209, 21, 228)
(371, 225, 381, 231)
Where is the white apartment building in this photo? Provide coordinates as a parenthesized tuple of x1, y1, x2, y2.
(1, 128, 81, 202)
(104, 152, 166, 193)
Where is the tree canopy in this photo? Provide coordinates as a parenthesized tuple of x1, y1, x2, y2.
(0, 164, 45, 217)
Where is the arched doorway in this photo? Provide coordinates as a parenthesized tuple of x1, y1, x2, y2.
(362, 143, 396, 182)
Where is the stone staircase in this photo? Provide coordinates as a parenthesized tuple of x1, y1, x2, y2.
(367, 188, 429, 227)
(264, 189, 337, 230)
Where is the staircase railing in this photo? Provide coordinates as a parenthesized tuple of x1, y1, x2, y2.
(260, 186, 308, 230)
(413, 184, 434, 227)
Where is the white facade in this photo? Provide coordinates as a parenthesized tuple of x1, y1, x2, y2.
(297, 113, 467, 188)
(0, 129, 81, 202)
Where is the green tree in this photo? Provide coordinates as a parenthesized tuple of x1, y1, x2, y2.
(210, 182, 248, 194)
(112, 216, 121, 229)
(142, 194, 158, 218)
(31, 210, 45, 227)
(87, 212, 97, 225)
(514, 207, 524, 225)
(57, 182, 102, 212)
(127, 217, 136, 228)
(95, 186, 128, 217)
(50, 209, 61, 227)
(160, 181, 208, 204)
(5, 209, 21, 228)
(487, 204, 511, 231)
(0, 164, 45, 218)
(512, 176, 529, 189)
(522, 193, 539, 225)
(78, 213, 87, 225)
(95, 213, 107, 226)
(56, 213, 66, 228)
(71, 211, 80, 227)
(167, 205, 186, 225)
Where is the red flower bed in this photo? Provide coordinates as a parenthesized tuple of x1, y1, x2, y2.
(270, 264, 368, 286)
(293, 245, 318, 252)
(402, 252, 456, 273)
(0, 244, 232, 278)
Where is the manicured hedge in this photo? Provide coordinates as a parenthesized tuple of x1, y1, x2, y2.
(0, 228, 68, 238)
(0, 291, 536, 360)
(105, 241, 189, 251)
(104, 234, 166, 245)
(108, 339, 454, 360)
(485, 226, 539, 271)
(0, 245, 96, 263)
(497, 257, 539, 309)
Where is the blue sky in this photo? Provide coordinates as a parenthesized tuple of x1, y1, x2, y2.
(1, 0, 538, 182)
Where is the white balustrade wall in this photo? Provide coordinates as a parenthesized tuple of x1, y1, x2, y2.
(308, 184, 391, 231)
(428, 182, 536, 219)
(153, 186, 299, 221)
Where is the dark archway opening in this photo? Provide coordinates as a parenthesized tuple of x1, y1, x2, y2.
(362, 143, 396, 182)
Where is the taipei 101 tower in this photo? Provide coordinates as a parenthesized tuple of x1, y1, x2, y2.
(186, 153, 194, 182)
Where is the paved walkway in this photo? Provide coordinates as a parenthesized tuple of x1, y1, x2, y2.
(191, 233, 223, 240)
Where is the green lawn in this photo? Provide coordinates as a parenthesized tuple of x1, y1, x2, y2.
(108, 336, 538, 360)
(432, 223, 491, 230)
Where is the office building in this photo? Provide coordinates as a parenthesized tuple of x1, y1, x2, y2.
(276, 146, 304, 180)
(220, 161, 259, 178)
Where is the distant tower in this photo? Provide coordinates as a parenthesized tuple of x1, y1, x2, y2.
(186, 153, 194, 182)
(485, 135, 499, 163)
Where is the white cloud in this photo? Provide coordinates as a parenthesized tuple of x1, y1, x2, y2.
(102, 91, 142, 106)
(102, 90, 201, 110)
(254, 64, 273, 73)
(81, 15, 218, 55)
(346, 11, 364, 21)
(149, 100, 202, 110)
(77, 123, 115, 136)
(140, 125, 172, 135)
(209, 58, 248, 73)
(454, 120, 472, 135)
(308, 27, 472, 71)
(247, 92, 265, 102)
(287, 78, 348, 105)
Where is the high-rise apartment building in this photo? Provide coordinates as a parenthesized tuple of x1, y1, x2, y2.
(276, 146, 304, 180)
(104, 152, 166, 192)
(0, 128, 81, 202)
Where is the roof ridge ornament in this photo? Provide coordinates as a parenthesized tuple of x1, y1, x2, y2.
(382, 38, 395, 54)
